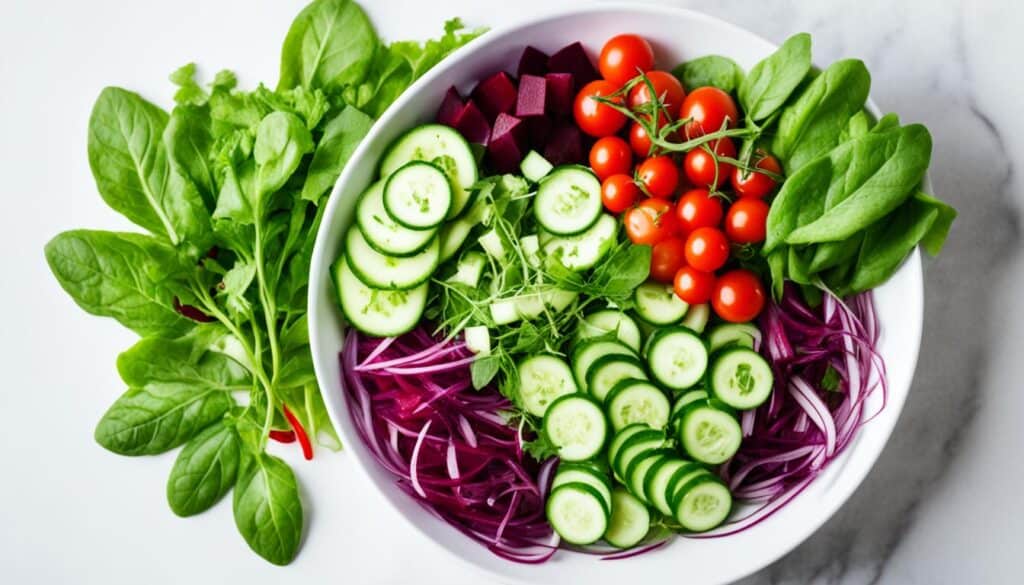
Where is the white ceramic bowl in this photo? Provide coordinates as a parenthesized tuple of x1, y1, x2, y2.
(308, 4, 923, 584)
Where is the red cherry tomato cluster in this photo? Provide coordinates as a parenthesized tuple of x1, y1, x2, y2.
(574, 34, 786, 322)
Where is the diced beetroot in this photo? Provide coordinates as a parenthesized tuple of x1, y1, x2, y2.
(547, 42, 599, 85)
(544, 73, 575, 116)
(436, 86, 464, 126)
(517, 46, 549, 77)
(543, 123, 583, 166)
(488, 113, 526, 173)
(453, 101, 491, 145)
(515, 74, 547, 118)
(471, 72, 518, 120)
(526, 116, 552, 149)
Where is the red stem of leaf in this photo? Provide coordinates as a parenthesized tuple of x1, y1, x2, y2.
(269, 429, 297, 444)
(283, 404, 313, 460)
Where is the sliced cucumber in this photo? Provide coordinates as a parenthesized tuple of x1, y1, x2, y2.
(606, 424, 651, 474)
(516, 355, 578, 417)
(383, 161, 452, 230)
(672, 474, 733, 532)
(708, 323, 761, 352)
(671, 389, 709, 433)
(543, 394, 608, 462)
(355, 181, 437, 257)
(585, 355, 648, 403)
(332, 256, 427, 337)
(612, 430, 667, 482)
(646, 327, 709, 391)
(543, 214, 617, 271)
(534, 166, 602, 235)
(380, 124, 478, 219)
(604, 488, 651, 549)
(547, 483, 610, 545)
(708, 347, 774, 410)
(606, 379, 672, 432)
(344, 226, 438, 290)
(633, 281, 689, 325)
(624, 448, 674, 504)
(678, 402, 742, 465)
(576, 310, 642, 352)
(553, 463, 613, 516)
(571, 339, 637, 392)
(521, 150, 554, 183)
(644, 457, 689, 516)
(666, 464, 709, 510)
(680, 302, 711, 334)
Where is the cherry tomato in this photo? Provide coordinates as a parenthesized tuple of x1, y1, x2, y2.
(676, 188, 724, 234)
(625, 198, 678, 245)
(574, 80, 628, 137)
(679, 86, 740, 138)
(712, 269, 766, 322)
(637, 155, 680, 198)
(589, 136, 634, 181)
(684, 227, 730, 272)
(674, 265, 716, 304)
(724, 198, 769, 244)
(598, 34, 655, 86)
(649, 237, 687, 283)
(732, 152, 782, 199)
(683, 137, 736, 189)
(628, 70, 686, 113)
(601, 174, 640, 213)
(629, 115, 674, 157)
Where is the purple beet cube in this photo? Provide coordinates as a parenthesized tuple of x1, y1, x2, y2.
(545, 73, 575, 116)
(471, 71, 518, 120)
(526, 115, 553, 149)
(517, 46, 549, 77)
(436, 86, 464, 126)
(547, 42, 599, 85)
(488, 113, 527, 174)
(543, 123, 583, 166)
(515, 74, 547, 118)
(453, 101, 491, 145)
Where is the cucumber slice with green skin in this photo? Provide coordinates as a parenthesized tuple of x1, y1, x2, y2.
(624, 448, 675, 504)
(332, 256, 427, 337)
(645, 327, 709, 391)
(633, 281, 689, 325)
(576, 310, 643, 352)
(604, 488, 651, 549)
(356, 181, 437, 257)
(543, 214, 617, 271)
(543, 394, 608, 462)
(666, 465, 710, 510)
(606, 424, 651, 473)
(383, 161, 452, 230)
(585, 355, 649, 403)
(678, 402, 743, 465)
(571, 339, 637, 391)
(708, 347, 774, 410)
(680, 302, 711, 334)
(516, 355, 578, 417)
(671, 389, 709, 433)
(553, 463, 613, 516)
(344, 227, 439, 290)
(644, 457, 690, 516)
(534, 165, 603, 235)
(708, 323, 761, 352)
(612, 430, 667, 482)
(547, 483, 610, 545)
(672, 474, 733, 532)
(605, 379, 672, 432)
(380, 124, 478, 219)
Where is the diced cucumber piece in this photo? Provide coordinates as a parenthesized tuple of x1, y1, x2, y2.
(708, 323, 762, 352)
(514, 288, 578, 320)
(678, 402, 742, 465)
(448, 251, 486, 287)
(464, 325, 490, 356)
(604, 488, 651, 549)
(606, 379, 672, 432)
(489, 299, 519, 326)
(625, 448, 674, 504)
(543, 394, 608, 462)
(380, 124, 478, 219)
(516, 355, 578, 417)
(585, 355, 648, 403)
(332, 256, 427, 337)
(553, 463, 612, 516)
(520, 150, 554, 183)
(543, 214, 617, 271)
(644, 457, 689, 516)
(708, 347, 774, 410)
(479, 229, 507, 261)
(355, 181, 436, 257)
(571, 340, 637, 392)
(534, 166, 602, 235)
(672, 475, 733, 533)
(645, 327, 709, 391)
(680, 302, 711, 334)
(634, 281, 689, 325)
(383, 161, 452, 229)
(612, 429, 666, 481)
(576, 310, 642, 352)
(547, 483, 609, 545)
(439, 197, 494, 262)
(344, 227, 438, 291)
(520, 234, 541, 268)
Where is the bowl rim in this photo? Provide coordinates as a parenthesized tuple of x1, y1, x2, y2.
(308, 3, 925, 583)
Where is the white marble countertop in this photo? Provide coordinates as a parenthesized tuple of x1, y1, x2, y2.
(1, 0, 1021, 583)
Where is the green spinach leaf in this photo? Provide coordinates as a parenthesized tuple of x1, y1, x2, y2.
(673, 55, 744, 93)
(301, 106, 373, 202)
(95, 385, 232, 455)
(167, 419, 241, 516)
(277, 0, 378, 94)
(738, 33, 812, 121)
(116, 335, 251, 394)
(164, 104, 217, 207)
(233, 451, 303, 566)
(254, 111, 314, 197)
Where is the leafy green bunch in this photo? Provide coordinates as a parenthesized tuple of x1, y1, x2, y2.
(44, 0, 481, 565)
